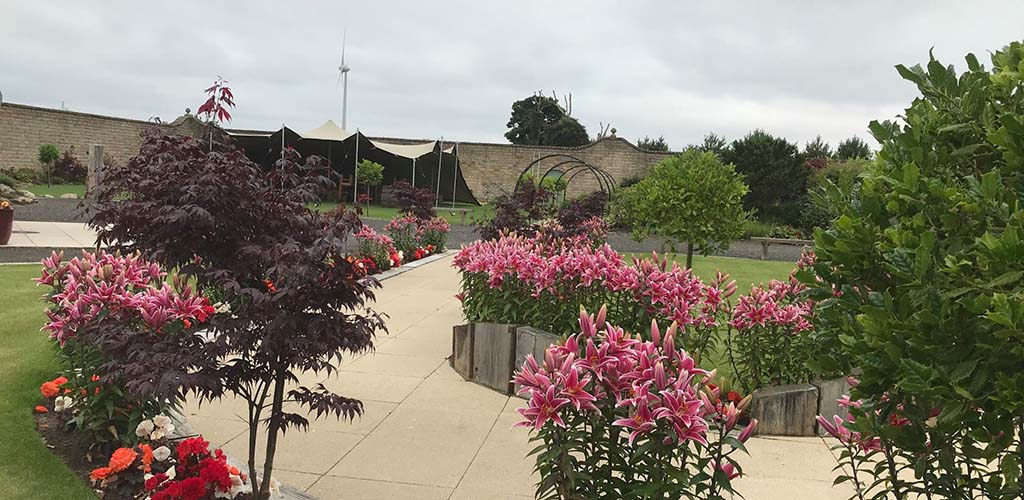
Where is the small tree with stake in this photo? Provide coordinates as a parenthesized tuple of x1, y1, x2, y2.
(85, 130, 386, 499)
(612, 149, 749, 268)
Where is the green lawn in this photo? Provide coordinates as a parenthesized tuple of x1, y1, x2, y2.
(308, 201, 493, 225)
(23, 184, 86, 198)
(0, 264, 93, 499)
(627, 253, 796, 291)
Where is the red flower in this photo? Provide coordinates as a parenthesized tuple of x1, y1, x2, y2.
(145, 473, 168, 491)
(727, 391, 741, 403)
(198, 457, 233, 492)
(176, 436, 211, 464)
(34, 405, 48, 413)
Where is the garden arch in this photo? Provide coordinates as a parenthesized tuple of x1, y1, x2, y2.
(513, 154, 616, 196)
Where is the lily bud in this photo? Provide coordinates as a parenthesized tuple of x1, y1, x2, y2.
(738, 418, 757, 442)
(737, 394, 753, 412)
(595, 304, 607, 329)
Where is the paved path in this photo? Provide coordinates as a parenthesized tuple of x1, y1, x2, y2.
(5, 221, 96, 248)
(182, 255, 852, 500)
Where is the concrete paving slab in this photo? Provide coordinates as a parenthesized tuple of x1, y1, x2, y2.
(318, 371, 425, 404)
(308, 476, 452, 500)
(329, 405, 499, 488)
(450, 405, 536, 499)
(221, 429, 364, 475)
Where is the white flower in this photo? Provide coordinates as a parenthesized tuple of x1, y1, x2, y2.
(135, 419, 155, 438)
(397, 250, 404, 261)
(152, 415, 172, 429)
(213, 301, 232, 313)
(152, 446, 171, 462)
(149, 414, 175, 440)
(54, 396, 75, 412)
(165, 466, 176, 480)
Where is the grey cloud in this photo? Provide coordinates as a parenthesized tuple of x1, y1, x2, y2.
(2, 0, 1023, 151)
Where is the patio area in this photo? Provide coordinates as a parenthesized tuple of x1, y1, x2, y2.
(182, 255, 853, 500)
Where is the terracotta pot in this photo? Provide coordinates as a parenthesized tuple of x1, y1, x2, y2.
(0, 208, 12, 245)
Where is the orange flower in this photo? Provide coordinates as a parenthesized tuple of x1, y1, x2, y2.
(40, 382, 60, 398)
(33, 405, 48, 413)
(107, 447, 138, 474)
(52, 376, 68, 386)
(139, 444, 154, 473)
(89, 466, 112, 482)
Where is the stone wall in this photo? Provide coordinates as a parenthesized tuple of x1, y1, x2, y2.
(1, 102, 672, 200)
(0, 103, 205, 171)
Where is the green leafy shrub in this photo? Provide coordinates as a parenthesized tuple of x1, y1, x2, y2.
(0, 172, 17, 188)
(38, 144, 59, 165)
(807, 41, 1024, 498)
(356, 159, 383, 199)
(612, 149, 748, 268)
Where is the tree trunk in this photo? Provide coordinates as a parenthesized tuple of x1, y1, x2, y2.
(685, 241, 694, 270)
(247, 392, 261, 495)
(259, 370, 287, 498)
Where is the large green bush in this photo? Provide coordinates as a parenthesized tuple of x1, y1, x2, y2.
(721, 130, 807, 219)
(612, 149, 748, 268)
(807, 41, 1024, 498)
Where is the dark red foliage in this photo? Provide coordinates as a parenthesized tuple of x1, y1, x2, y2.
(390, 179, 436, 219)
(197, 77, 234, 124)
(84, 129, 386, 497)
(477, 182, 553, 240)
(53, 149, 87, 182)
(556, 191, 608, 231)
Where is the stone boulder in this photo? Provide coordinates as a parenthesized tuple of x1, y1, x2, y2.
(0, 184, 16, 197)
(60, 193, 78, 199)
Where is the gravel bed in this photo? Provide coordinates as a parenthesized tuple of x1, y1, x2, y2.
(9, 199, 87, 222)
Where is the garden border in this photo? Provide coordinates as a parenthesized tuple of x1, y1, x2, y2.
(451, 322, 850, 437)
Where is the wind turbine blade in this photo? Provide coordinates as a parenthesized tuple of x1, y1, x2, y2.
(336, 70, 342, 87)
(341, 30, 347, 64)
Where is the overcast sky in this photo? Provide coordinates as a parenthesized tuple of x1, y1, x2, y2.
(3, 1, 1023, 150)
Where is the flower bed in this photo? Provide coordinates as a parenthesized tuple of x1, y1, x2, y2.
(36, 250, 216, 451)
(453, 231, 817, 381)
(512, 307, 758, 498)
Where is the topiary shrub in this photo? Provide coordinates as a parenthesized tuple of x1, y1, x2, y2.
(612, 149, 749, 268)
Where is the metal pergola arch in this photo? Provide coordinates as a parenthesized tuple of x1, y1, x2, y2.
(513, 154, 616, 195)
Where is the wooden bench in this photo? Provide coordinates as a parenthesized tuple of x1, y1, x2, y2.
(749, 236, 814, 260)
(445, 207, 473, 225)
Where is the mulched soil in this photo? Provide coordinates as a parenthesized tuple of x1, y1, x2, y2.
(33, 407, 112, 499)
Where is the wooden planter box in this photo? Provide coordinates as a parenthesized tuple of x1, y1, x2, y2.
(451, 323, 560, 396)
(750, 377, 851, 437)
(0, 208, 12, 245)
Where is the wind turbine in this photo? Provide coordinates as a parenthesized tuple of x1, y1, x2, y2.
(337, 32, 351, 130)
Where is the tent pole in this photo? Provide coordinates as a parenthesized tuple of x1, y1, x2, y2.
(435, 137, 443, 207)
(412, 158, 416, 188)
(452, 142, 458, 208)
(353, 129, 360, 205)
